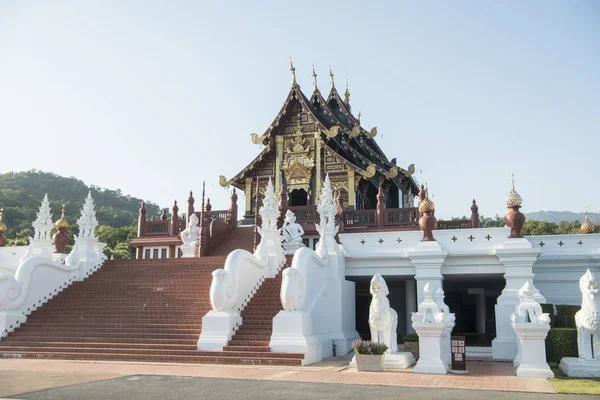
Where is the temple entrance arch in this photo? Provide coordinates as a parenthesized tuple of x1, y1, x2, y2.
(289, 188, 308, 206)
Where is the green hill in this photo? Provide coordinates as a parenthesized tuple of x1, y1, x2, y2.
(0, 170, 162, 257)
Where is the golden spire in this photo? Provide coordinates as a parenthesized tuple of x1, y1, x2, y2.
(357, 110, 361, 124)
(312, 64, 318, 91)
(344, 78, 350, 104)
(289, 57, 296, 85)
(55, 204, 69, 230)
(329, 66, 335, 90)
(0, 208, 7, 233)
(506, 173, 523, 208)
(581, 206, 595, 234)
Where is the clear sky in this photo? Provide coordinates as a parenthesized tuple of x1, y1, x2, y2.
(1, 1, 598, 220)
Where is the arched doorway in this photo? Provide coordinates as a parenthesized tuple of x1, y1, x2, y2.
(289, 189, 308, 206)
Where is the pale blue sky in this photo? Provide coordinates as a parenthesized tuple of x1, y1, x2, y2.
(1, 1, 598, 219)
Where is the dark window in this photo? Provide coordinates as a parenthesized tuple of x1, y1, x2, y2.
(289, 189, 308, 206)
(178, 248, 183, 258)
(144, 249, 150, 259)
(161, 249, 167, 259)
(153, 249, 159, 259)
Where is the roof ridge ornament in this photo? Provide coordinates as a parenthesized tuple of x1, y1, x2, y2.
(289, 57, 297, 86)
(344, 79, 350, 105)
(329, 66, 335, 90)
(312, 64, 318, 92)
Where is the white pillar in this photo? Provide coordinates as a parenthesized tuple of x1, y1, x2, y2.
(408, 241, 447, 305)
(492, 240, 542, 360)
(405, 279, 417, 334)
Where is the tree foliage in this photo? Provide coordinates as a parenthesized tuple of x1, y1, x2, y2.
(477, 215, 584, 235)
(0, 170, 160, 241)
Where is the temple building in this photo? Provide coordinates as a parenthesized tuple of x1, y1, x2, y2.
(219, 62, 419, 224)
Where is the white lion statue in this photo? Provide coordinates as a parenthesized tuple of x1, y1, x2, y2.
(368, 273, 398, 354)
(575, 269, 600, 360)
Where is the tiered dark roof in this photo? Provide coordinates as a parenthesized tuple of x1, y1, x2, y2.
(222, 72, 418, 194)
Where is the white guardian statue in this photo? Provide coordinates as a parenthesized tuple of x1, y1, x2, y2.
(282, 209, 305, 255)
(369, 273, 398, 354)
(575, 269, 600, 360)
(180, 213, 200, 258)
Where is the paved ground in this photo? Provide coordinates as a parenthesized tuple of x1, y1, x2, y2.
(4, 376, 584, 400)
(0, 357, 557, 399)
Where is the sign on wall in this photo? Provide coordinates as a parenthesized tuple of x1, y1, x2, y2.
(451, 335, 468, 373)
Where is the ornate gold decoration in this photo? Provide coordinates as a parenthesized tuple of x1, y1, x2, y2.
(312, 64, 318, 91)
(55, 204, 69, 229)
(506, 173, 523, 207)
(361, 163, 376, 178)
(251, 133, 268, 145)
(364, 127, 377, 139)
(331, 180, 349, 192)
(329, 66, 335, 89)
(0, 208, 7, 233)
(289, 57, 296, 85)
(396, 163, 415, 177)
(581, 207, 595, 234)
(350, 125, 361, 138)
(325, 125, 340, 138)
(219, 175, 232, 188)
(283, 126, 315, 192)
(419, 187, 435, 212)
(385, 166, 399, 179)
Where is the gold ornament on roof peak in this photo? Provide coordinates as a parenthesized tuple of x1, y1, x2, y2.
(329, 66, 335, 89)
(55, 204, 69, 230)
(289, 57, 296, 85)
(312, 64, 318, 91)
(581, 207, 595, 234)
(0, 208, 7, 233)
(506, 173, 523, 208)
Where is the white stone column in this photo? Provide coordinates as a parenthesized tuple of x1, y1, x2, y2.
(408, 241, 447, 305)
(405, 279, 417, 334)
(492, 239, 542, 360)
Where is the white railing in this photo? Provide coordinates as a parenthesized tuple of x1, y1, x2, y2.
(0, 255, 105, 338)
(280, 247, 327, 312)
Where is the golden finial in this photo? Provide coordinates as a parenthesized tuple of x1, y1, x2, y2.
(329, 66, 335, 89)
(419, 184, 435, 212)
(0, 208, 6, 233)
(289, 57, 296, 85)
(581, 206, 595, 234)
(344, 78, 350, 104)
(312, 64, 317, 91)
(357, 111, 361, 124)
(506, 173, 522, 208)
(55, 204, 69, 230)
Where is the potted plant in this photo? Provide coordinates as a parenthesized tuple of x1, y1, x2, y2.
(352, 339, 388, 372)
(402, 333, 419, 360)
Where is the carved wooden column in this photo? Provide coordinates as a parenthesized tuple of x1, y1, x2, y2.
(137, 202, 147, 237)
(470, 199, 480, 228)
(277, 181, 288, 229)
(170, 200, 179, 236)
(229, 189, 238, 228)
(314, 131, 322, 201)
(347, 170, 356, 208)
(376, 185, 385, 228)
(187, 191, 194, 223)
(275, 135, 284, 195)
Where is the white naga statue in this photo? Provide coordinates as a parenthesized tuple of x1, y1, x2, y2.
(369, 273, 398, 353)
(180, 214, 200, 246)
(282, 210, 304, 243)
(575, 269, 600, 360)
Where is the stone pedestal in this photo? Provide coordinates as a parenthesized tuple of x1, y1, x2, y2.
(412, 323, 448, 374)
(283, 241, 304, 255)
(350, 351, 415, 370)
(512, 322, 553, 378)
(492, 240, 542, 360)
(180, 243, 196, 258)
(197, 310, 241, 351)
(559, 358, 600, 378)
